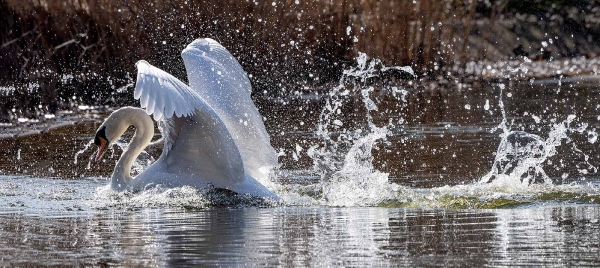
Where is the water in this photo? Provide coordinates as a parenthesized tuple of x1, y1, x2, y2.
(2, 55, 600, 265)
(1, 185, 599, 266)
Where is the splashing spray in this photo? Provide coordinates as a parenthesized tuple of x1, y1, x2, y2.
(480, 84, 596, 185)
(74, 137, 156, 174)
(308, 53, 413, 206)
(74, 140, 94, 165)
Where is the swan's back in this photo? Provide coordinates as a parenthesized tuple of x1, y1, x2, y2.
(181, 39, 278, 182)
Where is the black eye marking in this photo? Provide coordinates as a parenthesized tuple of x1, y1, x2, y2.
(94, 126, 107, 146)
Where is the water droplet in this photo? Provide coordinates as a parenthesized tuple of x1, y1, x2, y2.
(588, 131, 598, 144)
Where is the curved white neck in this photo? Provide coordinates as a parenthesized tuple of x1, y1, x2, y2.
(110, 108, 154, 190)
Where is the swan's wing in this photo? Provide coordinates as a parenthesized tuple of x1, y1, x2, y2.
(134, 60, 244, 185)
(161, 112, 244, 186)
(134, 60, 202, 121)
(181, 38, 278, 182)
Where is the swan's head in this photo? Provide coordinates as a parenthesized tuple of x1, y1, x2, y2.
(93, 107, 141, 162)
(93, 125, 109, 162)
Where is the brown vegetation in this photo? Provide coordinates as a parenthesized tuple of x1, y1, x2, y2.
(0, 0, 478, 85)
(1, 0, 482, 73)
(1, 0, 599, 119)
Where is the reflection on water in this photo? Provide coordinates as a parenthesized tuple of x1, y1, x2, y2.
(1, 204, 599, 266)
(1, 172, 599, 266)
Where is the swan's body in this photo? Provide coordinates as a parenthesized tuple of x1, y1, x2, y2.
(94, 38, 279, 200)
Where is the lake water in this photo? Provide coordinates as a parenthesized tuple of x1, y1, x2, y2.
(2, 60, 600, 266)
(1, 188, 599, 266)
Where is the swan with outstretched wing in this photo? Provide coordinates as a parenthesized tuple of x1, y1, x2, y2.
(92, 38, 279, 200)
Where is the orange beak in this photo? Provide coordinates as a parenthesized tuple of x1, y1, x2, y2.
(94, 137, 108, 162)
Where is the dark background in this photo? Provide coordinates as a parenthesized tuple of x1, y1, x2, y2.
(1, 0, 600, 119)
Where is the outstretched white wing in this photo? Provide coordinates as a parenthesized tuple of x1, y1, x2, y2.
(134, 60, 244, 185)
(181, 38, 278, 183)
(134, 60, 202, 121)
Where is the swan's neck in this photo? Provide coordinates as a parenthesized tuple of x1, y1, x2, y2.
(111, 108, 154, 190)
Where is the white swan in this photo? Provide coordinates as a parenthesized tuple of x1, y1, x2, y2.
(92, 38, 279, 200)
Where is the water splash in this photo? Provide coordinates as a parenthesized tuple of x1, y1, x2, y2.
(480, 84, 596, 186)
(381, 181, 600, 209)
(306, 53, 412, 206)
(279, 53, 600, 208)
(74, 136, 156, 174)
(81, 52, 600, 209)
(94, 184, 276, 209)
(74, 140, 94, 165)
(115, 82, 134, 93)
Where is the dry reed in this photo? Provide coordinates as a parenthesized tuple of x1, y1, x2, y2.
(0, 0, 489, 117)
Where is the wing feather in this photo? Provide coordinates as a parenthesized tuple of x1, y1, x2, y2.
(164, 94, 176, 121)
(139, 76, 151, 108)
(134, 60, 201, 120)
(164, 112, 245, 186)
(134, 59, 244, 185)
(146, 91, 156, 116)
(181, 38, 278, 183)
(153, 88, 165, 120)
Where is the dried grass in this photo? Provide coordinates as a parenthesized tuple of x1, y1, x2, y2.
(0, 0, 481, 116)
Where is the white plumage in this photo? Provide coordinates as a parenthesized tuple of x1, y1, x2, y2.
(134, 60, 202, 120)
(93, 38, 279, 200)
